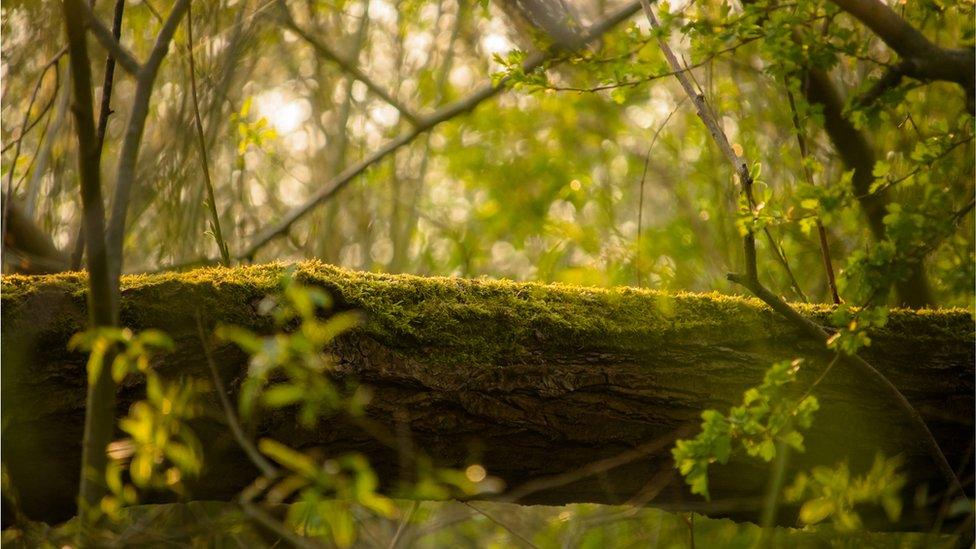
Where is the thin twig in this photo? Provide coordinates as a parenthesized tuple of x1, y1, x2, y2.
(195, 313, 278, 478)
(786, 87, 839, 304)
(548, 37, 760, 94)
(635, 98, 685, 286)
(240, 500, 322, 549)
(77, 0, 142, 75)
(761, 226, 808, 303)
(2, 50, 64, 251)
(186, 0, 231, 266)
(388, 500, 419, 549)
(462, 502, 540, 549)
(0, 47, 67, 155)
(499, 425, 692, 503)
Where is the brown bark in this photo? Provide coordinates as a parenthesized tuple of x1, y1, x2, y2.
(1, 264, 972, 527)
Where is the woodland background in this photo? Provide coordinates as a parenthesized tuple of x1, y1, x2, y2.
(1, 0, 974, 546)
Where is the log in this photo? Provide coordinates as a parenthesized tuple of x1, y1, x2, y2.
(2, 262, 973, 526)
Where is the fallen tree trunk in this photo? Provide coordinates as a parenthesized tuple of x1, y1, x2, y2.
(2, 262, 973, 526)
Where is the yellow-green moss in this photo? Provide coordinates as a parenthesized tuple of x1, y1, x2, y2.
(3, 261, 972, 367)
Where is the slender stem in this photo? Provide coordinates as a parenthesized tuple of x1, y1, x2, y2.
(239, 500, 322, 549)
(462, 502, 540, 549)
(186, 0, 231, 266)
(388, 500, 420, 549)
(785, 87, 839, 304)
(635, 99, 684, 286)
(195, 313, 277, 478)
(762, 226, 808, 302)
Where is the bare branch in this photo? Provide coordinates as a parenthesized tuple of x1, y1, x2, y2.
(239, 0, 644, 260)
(277, 1, 422, 127)
(105, 0, 189, 285)
(77, 0, 141, 75)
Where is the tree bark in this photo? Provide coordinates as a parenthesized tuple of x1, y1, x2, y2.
(2, 263, 972, 527)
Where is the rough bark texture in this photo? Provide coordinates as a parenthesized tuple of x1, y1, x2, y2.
(2, 262, 973, 526)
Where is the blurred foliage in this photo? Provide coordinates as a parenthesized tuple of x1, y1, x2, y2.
(785, 454, 906, 531)
(2, 0, 971, 306)
(68, 327, 206, 524)
(220, 275, 494, 546)
(0, 500, 960, 548)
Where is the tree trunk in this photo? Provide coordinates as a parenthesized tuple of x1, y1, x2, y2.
(2, 263, 972, 527)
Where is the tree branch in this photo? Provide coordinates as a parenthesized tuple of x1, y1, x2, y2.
(829, 0, 975, 111)
(71, 0, 127, 271)
(77, 0, 141, 75)
(276, 0, 422, 127)
(238, 0, 644, 260)
(62, 0, 119, 524)
(105, 0, 189, 286)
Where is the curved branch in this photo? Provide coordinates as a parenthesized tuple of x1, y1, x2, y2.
(829, 0, 975, 110)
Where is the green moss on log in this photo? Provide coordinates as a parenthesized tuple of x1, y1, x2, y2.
(2, 261, 971, 369)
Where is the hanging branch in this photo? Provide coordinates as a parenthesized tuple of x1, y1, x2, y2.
(186, 0, 231, 266)
(638, 0, 963, 496)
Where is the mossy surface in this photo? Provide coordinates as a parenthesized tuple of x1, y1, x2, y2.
(3, 261, 972, 369)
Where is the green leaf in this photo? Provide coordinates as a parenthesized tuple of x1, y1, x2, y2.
(259, 439, 317, 477)
(799, 497, 834, 525)
(262, 384, 305, 408)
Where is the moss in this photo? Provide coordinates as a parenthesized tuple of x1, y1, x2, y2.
(3, 261, 972, 368)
